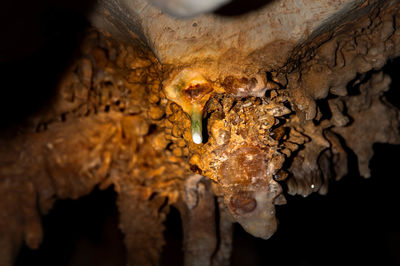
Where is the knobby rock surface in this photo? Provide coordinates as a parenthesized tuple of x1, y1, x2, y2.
(1, 1, 400, 266)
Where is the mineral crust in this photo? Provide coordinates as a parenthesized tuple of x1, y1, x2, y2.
(1, 1, 400, 266)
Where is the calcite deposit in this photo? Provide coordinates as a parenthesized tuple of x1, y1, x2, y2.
(1, 0, 400, 266)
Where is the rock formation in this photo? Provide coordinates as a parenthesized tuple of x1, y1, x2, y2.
(1, 0, 400, 265)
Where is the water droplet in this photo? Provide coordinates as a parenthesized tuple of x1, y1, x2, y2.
(192, 132, 202, 144)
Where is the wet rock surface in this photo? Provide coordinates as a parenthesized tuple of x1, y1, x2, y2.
(1, 1, 400, 266)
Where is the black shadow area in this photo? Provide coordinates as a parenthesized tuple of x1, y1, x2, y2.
(214, 0, 275, 17)
(383, 57, 400, 109)
(15, 187, 126, 266)
(161, 206, 184, 266)
(0, 0, 95, 128)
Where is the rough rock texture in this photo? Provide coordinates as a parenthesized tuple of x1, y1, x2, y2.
(1, 1, 400, 266)
(90, 0, 386, 86)
(284, 2, 400, 196)
(0, 31, 181, 266)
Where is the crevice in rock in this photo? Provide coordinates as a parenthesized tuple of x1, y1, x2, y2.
(160, 206, 184, 266)
(14, 187, 125, 266)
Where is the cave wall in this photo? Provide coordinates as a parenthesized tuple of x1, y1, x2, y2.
(1, 1, 400, 266)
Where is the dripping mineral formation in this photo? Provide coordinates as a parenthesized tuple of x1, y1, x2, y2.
(1, 0, 400, 265)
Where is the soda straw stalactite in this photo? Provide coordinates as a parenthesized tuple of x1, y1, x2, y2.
(190, 104, 203, 144)
(164, 69, 213, 144)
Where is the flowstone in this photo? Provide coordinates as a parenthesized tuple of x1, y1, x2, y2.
(1, 1, 400, 266)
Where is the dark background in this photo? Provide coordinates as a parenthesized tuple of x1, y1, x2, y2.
(2, 1, 400, 266)
(14, 142, 400, 266)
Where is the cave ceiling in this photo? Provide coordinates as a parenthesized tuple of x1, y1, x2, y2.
(1, 0, 400, 265)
